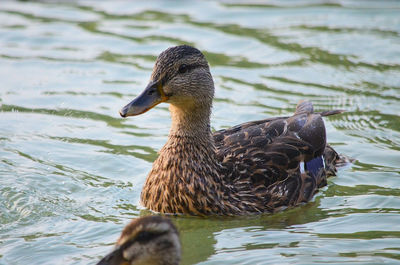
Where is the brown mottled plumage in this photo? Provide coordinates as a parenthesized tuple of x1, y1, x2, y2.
(119, 45, 344, 216)
(97, 216, 181, 265)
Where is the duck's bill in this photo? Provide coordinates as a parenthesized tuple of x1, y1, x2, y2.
(96, 247, 129, 265)
(119, 80, 168, 117)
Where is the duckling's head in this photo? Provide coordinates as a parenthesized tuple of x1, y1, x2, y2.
(120, 45, 214, 117)
(97, 216, 181, 265)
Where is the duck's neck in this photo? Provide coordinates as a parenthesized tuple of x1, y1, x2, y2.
(165, 102, 222, 186)
(142, 101, 246, 215)
(142, 103, 227, 215)
(168, 104, 213, 142)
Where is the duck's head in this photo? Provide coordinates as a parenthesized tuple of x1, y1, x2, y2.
(97, 216, 181, 265)
(119, 45, 214, 118)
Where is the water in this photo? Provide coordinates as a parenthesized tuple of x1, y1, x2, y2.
(1, 0, 400, 264)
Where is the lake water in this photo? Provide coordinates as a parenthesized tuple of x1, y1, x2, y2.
(1, 1, 400, 264)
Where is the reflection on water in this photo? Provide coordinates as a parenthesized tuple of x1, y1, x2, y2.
(0, 1, 400, 264)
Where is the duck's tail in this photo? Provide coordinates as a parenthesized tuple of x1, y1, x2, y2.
(294, 101, 350, 179)
(316, 107, 353, 171)
(323, 144, 353, 176)
(304, 145, 351, 189)
(319, 109, 346, 116)
(295, 100, 345, 117)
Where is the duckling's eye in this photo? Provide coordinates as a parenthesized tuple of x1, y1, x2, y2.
(135, 231, 158, 243)
(178, 64, 189, 74)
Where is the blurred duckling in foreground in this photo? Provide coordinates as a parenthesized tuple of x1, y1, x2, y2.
(97, 216, 181, 265)
(119, 45, 345, 215)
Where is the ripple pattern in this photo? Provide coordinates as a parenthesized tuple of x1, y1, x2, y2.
(0, 1, 400, 264)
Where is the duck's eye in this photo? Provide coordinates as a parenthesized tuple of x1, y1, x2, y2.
(178, 64, 189, 74)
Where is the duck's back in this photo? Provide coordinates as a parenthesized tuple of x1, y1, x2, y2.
(213, 101, 342, 210)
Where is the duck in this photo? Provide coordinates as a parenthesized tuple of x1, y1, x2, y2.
(119, 45, 344, 216)
(96, 215, 181, 265)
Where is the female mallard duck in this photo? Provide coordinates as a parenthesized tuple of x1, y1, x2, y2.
(119, 45, 343, 215)
(97, 216, 181, 265)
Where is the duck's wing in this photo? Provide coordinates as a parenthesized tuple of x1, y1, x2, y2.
(213, 101, 342, 191)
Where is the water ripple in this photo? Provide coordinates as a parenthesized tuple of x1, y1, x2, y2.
(0, 1, 400, 265)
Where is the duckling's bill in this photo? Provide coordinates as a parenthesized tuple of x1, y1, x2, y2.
(119, 80, 168, 117)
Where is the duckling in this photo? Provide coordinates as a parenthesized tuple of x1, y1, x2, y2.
(119, 45, 344, 215)
(97, 216, 181, 265)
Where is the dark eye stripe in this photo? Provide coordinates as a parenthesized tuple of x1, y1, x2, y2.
(120, 230, 169, 250)
(179, 63, 201, 74)
(161, 63, 203, 86)
(135, 231, 159, 243)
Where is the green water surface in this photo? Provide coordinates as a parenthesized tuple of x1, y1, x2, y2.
(1, 1, 400, 264)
